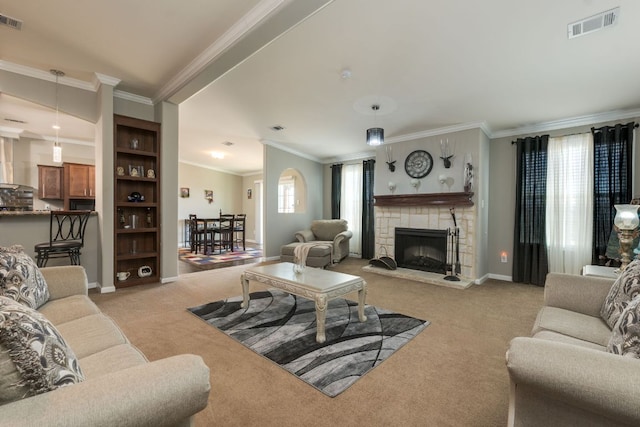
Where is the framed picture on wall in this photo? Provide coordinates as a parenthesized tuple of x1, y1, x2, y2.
(180, 187, 190, 198)
(247, 189, 252, 199)
(205, 189, 213, 204)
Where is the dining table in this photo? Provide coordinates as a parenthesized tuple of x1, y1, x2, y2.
(192, 216, 235, 255)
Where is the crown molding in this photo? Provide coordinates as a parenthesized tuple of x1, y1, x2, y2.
(0, 60, 96, 92)
(179, 159, 243, 176)
(323, 150, 375, 164)
(490, 108, 640, 139)
(93, 72, 121, 89)
(114, 90, 153, 105)
(153, 0, 287, 103)
(388, 121, 492, 144)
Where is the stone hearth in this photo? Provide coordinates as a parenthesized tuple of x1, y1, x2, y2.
(371, 193, 477, 282)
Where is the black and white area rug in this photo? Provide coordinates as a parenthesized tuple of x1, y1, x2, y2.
(188, 289, 429, 397)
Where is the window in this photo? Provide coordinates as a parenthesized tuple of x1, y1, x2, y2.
(278, 176, 295, 213)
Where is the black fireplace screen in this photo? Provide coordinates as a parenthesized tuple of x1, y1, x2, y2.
(395, 227, 448, 274)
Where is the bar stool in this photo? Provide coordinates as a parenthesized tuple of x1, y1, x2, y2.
(34, 210, 91, 267)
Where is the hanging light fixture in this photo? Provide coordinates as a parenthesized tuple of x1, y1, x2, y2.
(366, 104, 384, 146)
(50, 69, 65, 163)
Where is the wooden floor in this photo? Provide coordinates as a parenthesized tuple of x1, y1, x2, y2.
(178, 242, 262, 275)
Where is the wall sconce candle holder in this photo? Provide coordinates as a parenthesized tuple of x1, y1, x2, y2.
(440, 139, 454, 168)
(385, 146, 396, 172)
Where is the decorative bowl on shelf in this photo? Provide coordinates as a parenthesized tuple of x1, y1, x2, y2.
(127, 192, 145, 202)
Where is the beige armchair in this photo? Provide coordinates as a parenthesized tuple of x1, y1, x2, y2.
(280, 219, 353, 267)
(294, 219, 353, 263)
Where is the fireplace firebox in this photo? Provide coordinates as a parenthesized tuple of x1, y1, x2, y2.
(395, 227, 448, 274)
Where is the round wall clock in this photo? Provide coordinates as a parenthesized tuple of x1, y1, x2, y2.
(404, 150, 434, 179)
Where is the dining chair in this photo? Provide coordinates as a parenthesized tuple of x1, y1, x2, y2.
(34, 210, 92, 267)
(189, 214, 209, 253)
(212, 214, 234, 254)
(233, 214, 246, 251)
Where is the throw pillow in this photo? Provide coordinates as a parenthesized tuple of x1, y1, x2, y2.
(0, 245, 50, 309)
(0, 296, 85, 404)
(600, 259, 640, 329)
(607, 296, 640, 357)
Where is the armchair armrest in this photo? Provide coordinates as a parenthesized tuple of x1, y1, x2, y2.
(506, 337, 640, 425)
(0, 354, 211, 427)
(332, 230, 353, 245)
(544, 273, 615, 317)
(40, 266, 88, 300)
(295, 229, 316, 243)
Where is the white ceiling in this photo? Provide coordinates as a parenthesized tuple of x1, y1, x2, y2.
(2, 0, 640, 175)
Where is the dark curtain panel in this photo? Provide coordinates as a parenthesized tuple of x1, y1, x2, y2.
(591, 122, 635, 264)
(330, 163, 343, 219)
(512, 135, 549, 286)
(362, 159, 376, 259)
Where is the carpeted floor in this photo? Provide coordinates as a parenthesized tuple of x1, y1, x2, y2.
(89, 258, 544, 427)
(179, 247, 262, 270)
(188, 289, 428, 397)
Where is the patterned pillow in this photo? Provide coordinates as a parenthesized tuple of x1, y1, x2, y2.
(607, 296, 640, 357)
(0, 296, 84, 404)
(0, 245, 50, 309)
(600, 259, 640, 329)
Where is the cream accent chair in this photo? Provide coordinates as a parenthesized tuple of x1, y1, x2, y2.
(280, 219, 353, 267)
(294, 219, 353, 264)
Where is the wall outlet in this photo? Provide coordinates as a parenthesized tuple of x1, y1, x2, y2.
(501, 252, 508, 263)
(44, 204, 50, 210)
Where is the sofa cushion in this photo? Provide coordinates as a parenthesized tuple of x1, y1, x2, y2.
(0, 296, 84, 405)
(79, 344, 147, 379)
(607, 296, 640, 357)
(38, 294, 101, 326)
(55, 313, 130, 359)
(532, 330, 606, 351)
(0, 245, 49, 309)
(532, 306, 612, 346)
(600, 259, 640, 329)
(310, 219, 347, 241)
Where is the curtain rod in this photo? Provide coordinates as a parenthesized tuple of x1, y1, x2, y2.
(512, 122, 638, 144)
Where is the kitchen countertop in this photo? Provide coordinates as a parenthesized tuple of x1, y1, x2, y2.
(0, 210, 97, 216)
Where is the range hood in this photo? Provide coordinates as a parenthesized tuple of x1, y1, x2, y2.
(0, 136, 15, 185)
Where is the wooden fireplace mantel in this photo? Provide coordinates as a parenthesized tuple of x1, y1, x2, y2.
(374, 192, 474, 207)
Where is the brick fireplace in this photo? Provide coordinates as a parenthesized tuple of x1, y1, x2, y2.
(373, 192, 476, 280)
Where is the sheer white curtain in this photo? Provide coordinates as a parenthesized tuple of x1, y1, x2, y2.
(341, 163, 362, 256)
(546, 133, 593, 274)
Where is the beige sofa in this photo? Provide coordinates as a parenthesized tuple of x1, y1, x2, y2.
(280, 219, 353, 267)
(506, 273, 640, 426)
(0, 265, 211, 427)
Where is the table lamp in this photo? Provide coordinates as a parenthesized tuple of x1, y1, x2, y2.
(614, 204, 640, 270)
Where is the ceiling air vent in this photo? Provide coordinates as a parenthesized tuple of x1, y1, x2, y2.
(568, 7, 619, 39)
(0, 14, 23, 30)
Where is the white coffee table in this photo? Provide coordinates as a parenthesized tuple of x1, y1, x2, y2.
(240, 262, 367, 343)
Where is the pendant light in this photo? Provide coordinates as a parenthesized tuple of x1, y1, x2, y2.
(51, 69, 64, 163)
(366, 104, 384, 146)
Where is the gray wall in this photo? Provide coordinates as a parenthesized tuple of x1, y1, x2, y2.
(264, 145, 323, 259)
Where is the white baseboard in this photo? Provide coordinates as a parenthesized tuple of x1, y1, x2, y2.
(162, 276, 178, 284)
(88, 281, 97, 289)
(488, 273, 513, 282)
(265, 255, 280, 262)
(474, 274, 490, 285)
(99, 284, 116, 293)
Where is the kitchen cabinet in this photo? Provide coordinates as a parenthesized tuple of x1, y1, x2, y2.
(37, 165, 63, 200)
(63, 163, 95, 210)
